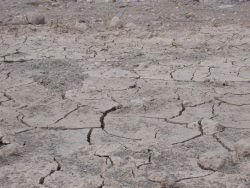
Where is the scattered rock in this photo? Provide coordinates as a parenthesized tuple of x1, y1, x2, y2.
(201, 118, 225, 135)
(186, 121, 199, 129)
(199, 0, 231, 5)
(212, 19, 221, 27)
(74, 21, 88, 31)
(51, 2, 60, 7)
(234, 138, 250, 158)
(147, 172, 176, 188)
(198, 150, 232, 171)
(184, 12, 195, 19)
(109, 16, 122, 28)
(0, 129, 11, 146)
(0, 136, 10, 146)
(0, 143, 22, 158)
(112, 31, 120, 36)
(218, 4, 234, 8)
(105, 0, 116, 2)
(11, 15, 29, 25)
(28, 14, 46, 25)
(125, 22, 137, 30)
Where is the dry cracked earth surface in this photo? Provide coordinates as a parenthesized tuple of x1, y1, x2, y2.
(1, 0, 250, 187)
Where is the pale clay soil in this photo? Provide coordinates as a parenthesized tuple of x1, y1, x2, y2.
(0, 0, 250, 188)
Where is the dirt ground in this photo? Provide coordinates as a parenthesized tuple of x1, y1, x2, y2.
(1, 0, 250, 187)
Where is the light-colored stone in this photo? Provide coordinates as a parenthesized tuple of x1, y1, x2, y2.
(187, 121, 199, 129)
(109, 16, 122, 28)
(0, 143, 22, 158)
(201, 118, 224, 135)
(199, 0, 232, 5)
(12, 15, 29, 25)
(198, 150, 232, 171)
(74, 22, 88, 31)
(125, 22, 136, 30)
(0, 136, 10, 145)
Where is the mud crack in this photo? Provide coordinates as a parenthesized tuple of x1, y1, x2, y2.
(215, 97, 250, 107)
(164, 118, 188, 125)
(87, 128, 94, 145)
(97, 179, 105, 188)
(170, 102, 185, 119)
(197, 162, 216, 172)
(100, 105, 122, 129)
(5, 72, 10, 79)
(172, 119, 204, 145)
(53, 104, 86, 124)
(103, 130, 142, 141)
(94, 153, 114, 166)
(212, 133, 233, 152)
(206, 66, 215, 77)
(136, 149, 152, 169)
(147, 172, 214, 187)
(38, 157, 61, 185)
(175, 172, 214, 183)
(0, 92, 13, 105)
(17, 112, 33, 128)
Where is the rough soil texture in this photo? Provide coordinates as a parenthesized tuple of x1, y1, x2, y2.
(1, 0, 250, 187)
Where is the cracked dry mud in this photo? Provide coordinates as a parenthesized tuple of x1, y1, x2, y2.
(1, 0, 250, 187)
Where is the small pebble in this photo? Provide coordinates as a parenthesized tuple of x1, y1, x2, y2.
(0, 143, 22, 158)
(198, 150, 232, 171)
(29, 14, 46, 25)
(125, 22, 136, 30)
(109, 16, 122, 28)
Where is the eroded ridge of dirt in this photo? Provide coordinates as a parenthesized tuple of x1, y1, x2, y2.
(1, 0, 250, 187)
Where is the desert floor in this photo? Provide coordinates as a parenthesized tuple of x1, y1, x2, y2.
(1, 0, 250, 187)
